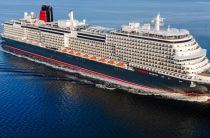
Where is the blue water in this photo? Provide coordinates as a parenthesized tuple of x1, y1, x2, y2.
(1, 0, 210, 138)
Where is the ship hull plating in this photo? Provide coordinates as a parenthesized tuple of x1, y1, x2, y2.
(2, 38, 210, 95)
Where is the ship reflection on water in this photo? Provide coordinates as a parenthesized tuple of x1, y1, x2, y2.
(0, 47, 210, 137)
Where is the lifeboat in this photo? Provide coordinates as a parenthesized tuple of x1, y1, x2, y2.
(69, 50, 74, 55)
(90, 56, 97, 60)
(83, 54, 89, 58)
(108, 60, 115, 65)
(99, 58, 106, 62)
(76, 52, 81, 56)
(63, 49, 67, 53)
(116, 62, 125, 67)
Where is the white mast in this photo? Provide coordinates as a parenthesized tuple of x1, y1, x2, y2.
(155, 13, 164, 31)
(70, 10, 74, 21)
(68, 10, 75, 27)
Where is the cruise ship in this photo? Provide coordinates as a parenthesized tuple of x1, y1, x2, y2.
(1, 5, 210, 98)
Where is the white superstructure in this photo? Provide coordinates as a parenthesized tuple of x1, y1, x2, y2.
(2, 11, 210, 85)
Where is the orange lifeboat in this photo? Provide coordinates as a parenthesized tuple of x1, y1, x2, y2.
(108, 60, 115, 65)
(69, 50, 74, 55)
(76, 52, 81, 56)
(90, 56, 97, 60)
(116, 62, 125, 67)
(63, 49, 67, 53)
(99, 58, 106, 62)
(83, 54, 89, 58)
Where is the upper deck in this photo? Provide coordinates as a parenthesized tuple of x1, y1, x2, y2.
(3, 11, 192, 43)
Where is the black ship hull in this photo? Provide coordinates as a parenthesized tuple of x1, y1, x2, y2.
(2, 38, 210, 96)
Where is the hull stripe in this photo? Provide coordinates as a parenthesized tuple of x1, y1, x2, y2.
(3, 44, 210, 97)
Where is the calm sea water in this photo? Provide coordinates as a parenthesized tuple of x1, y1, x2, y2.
(0, 0, 210, 138)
